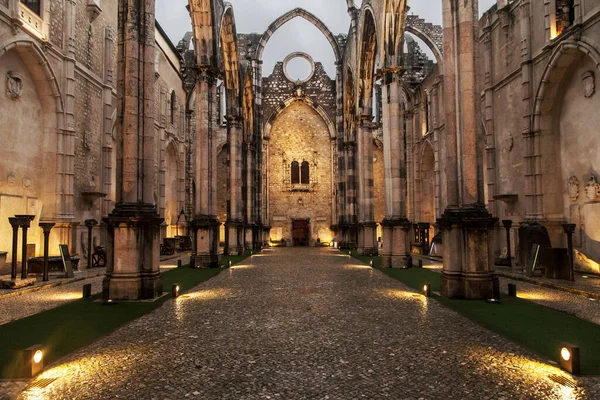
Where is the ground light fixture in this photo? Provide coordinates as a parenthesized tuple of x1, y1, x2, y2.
(82, 283, 92, 299)
(559, 343, 580, 375)
(228, 260, 232, 268)
(23, 345, 44, 377)
(508, 283, 517, 297)
(172, 284, 180, 298)
(370, 260, 373, 267)
(423, 284, 431, 297)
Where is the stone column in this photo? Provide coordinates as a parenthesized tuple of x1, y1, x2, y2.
(438, 0, 498, 299)
(103, 0, 164, 301)
(226, 115, 244, 256)
(381, 68, 411, 268)
(9, 217, 19, 280)
(39, 223, 55, 282)
(16, 215, 35, 279)
(357, 115, 377, 256)
(190, 68, 220, 268)
(85, 219, 98, 269)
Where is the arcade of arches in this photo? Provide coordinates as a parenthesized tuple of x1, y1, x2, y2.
(0, 0, 599, 301)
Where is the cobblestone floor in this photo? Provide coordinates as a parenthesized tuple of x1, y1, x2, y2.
(495, 265, 600, 298)
(5, 248, 600, 399)
(497, 277, 600, 325)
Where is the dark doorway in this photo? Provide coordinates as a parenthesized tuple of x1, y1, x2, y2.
(292, 220, 310, 247)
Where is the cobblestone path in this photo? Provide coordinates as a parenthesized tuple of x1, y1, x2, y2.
(13, 248, 600, 399)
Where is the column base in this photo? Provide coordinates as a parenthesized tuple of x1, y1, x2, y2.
(441, 271, 498, 300)
(358, 222, 378, 256)
(191, 216, 220, 268)
(225, 220, 243, 256)
(102, 203, 164, 301)
(381, 218, 412, 268)
(437, 206, 498, 300)
(339, 223, 358, 249)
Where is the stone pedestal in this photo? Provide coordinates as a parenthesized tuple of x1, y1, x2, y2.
(358, 222, 377, 256)
(438, 207, 498, 299)
(190, 216, 220, 268)
(382, 218, 412, 268)
(225, 220, 243, 256)
(103, 204, 163, 301)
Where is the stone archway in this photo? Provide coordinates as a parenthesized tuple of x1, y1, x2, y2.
(0, 38, 65, 262)
(405, 15, 444, 71)
(256, 8, 341, 63)
(529, 39, 600, 257)
(530, 39, 600, 221)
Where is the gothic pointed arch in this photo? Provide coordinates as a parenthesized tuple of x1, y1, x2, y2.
(220, 5, 240, 109)
(344, 67, 357, 142)
(383, 0, 408, 67)
(405, 15, 444, 68)
(358, 8, 378, 112)
(256, 8, 341, 62)
(188, 0, 216, 66)
(264, 97, 336, 140)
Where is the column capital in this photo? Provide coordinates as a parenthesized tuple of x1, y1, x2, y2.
(39, 222, 56, 234)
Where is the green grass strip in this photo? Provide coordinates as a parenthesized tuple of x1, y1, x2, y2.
(0, 266, 222, 379)
(378, 266, 600, 375)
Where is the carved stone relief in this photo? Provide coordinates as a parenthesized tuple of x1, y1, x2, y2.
(582, 71, 595, 98)
(568, 176, 579, 202)
(83, 131, 92, 150)
(6, 71, 23, 101)
(584, 175, 600, 201)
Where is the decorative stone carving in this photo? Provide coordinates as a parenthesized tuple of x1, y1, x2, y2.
(503, 136, 514, 152)
(584, 175, 600, 201)
(568, 176, 579, 202)
(6, 71, 23, 100)
(22, 178, 32, 189)
(83, 131, 92, 150)
(582, 71, 595, 98)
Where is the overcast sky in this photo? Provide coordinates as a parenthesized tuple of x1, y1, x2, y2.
(156, 0, 496, 78)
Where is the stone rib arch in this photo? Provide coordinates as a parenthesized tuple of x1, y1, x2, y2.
(358, 6, 378, 111)
(405, 15, 444, 70)
(528, 38, 600, 218)
(264, 97, 336, 140)
(220, 5, 241, 107)
(256, 8, 341, 63)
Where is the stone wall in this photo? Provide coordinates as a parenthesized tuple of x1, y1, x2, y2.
(267, 102, 334, 245)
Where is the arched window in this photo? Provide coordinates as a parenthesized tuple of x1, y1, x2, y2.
(21, 0, 40, 15)
(291, 161, 300, 184)
(170, 91, 177, 125)
(301, 161, 310, 184)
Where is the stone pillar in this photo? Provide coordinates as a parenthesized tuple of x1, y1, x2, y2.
(381, 68, 411, 268)
(190, 68, 220, 268)
(85, 219, 98, 269)
(9, 217, 19, 280)
(39, 223, 55, 282)
(16, 215, 35, 279)
(438, 0, 498, 299)
(103, 0, 164, 301)
(357, 115, 377, 256)
(225, 115, 244, 256)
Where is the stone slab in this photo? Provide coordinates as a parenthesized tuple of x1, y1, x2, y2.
(0, 277, 36, 289)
